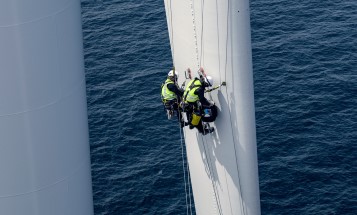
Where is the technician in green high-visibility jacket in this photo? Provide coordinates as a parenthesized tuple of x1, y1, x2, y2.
(161, 70, 183, 102)
(161, 70, 185, 126)
(183, 75, 215, 135)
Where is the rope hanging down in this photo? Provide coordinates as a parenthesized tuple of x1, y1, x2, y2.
(178, 111, 193, 215)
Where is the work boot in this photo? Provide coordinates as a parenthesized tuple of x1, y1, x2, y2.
(203, 127, 214, 135)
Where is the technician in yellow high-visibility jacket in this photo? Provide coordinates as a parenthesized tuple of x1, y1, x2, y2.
(161, 70, 186, 126)
(161, 70, 183, 102)
(183, 75, 215, 135)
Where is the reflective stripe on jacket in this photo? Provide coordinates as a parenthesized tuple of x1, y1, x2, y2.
(183, 78, 202, 103)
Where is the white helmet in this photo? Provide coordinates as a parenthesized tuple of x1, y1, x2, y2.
(205, 76, 213, 87)
(168, 70, 178, 78)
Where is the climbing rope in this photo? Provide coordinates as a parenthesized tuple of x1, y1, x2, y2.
(178, 111, 192, 215)
(186, 155, 193, 215)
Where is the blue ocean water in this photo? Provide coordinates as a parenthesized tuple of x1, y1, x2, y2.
(81, 0, 356, 214)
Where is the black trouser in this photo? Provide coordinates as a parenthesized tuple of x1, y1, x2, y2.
(195, 120, 204, 133)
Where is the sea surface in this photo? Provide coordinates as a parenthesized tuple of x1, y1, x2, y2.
(80, 0, 356, 214)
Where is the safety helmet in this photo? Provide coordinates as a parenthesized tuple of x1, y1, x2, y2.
(168, 70, 178, 78)
(204, 76, 213, 87)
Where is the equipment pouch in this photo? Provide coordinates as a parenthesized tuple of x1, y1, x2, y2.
(191, 112, 201, 126)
